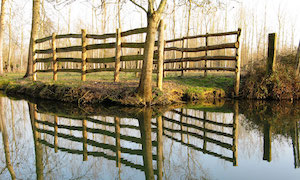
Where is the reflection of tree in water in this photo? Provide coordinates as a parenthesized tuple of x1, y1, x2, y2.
(0, 97, 36, 179)
(0, 98, 16, 179)
(239, 100, 300, 167)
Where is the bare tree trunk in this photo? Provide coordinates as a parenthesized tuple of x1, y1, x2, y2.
(136, 0, 167, 105)
(20, 26, 24, 71)
(138, 16, 158, 105)
(7, 6, 11, 72)
(0, 0, 7, 75)
(24, 0, 40, 78)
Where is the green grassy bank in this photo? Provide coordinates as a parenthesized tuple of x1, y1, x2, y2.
(0, 72, 234, 106)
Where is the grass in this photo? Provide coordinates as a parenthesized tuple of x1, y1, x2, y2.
(0, 71, 235, 105)
(165, 73, 235, 96)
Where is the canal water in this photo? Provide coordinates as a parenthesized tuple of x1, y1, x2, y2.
(0, 95, 299, 180)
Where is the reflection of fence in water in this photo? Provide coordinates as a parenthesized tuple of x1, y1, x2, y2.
(31, 104, 239, 177)
(162, 107, 238, 166)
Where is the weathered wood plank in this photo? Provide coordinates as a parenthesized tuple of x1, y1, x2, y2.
(36, 69, 53, 73)
(164, 67, 236, 72)
(234, 28, 242, 97)
(52, 33, 57, 81)
(86, 33, 116, 40)
(35, 48, 53, 54)
(121, 55, 143, 61)
(56, 46, 82, 53)
(164, 42, 238, 52)
(86, 43, 115, 50)
(56, 34, 81, 39)
(81, 29, 87, 81)
(166, 30, 239, 43)
(121, 27, 147, 37)
(121, 42, 144, 48)
(162, 56, 237, 64)
(157, 20, 164, 90)
(114, 28, 121, 82)
(35, 36, 52, 43)
(87, 57, 115, 63)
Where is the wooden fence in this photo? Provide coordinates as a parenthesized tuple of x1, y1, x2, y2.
(33, 21, 241, 95)
(28, 102, 239, 178)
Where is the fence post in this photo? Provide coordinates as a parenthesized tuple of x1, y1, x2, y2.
(52, 33, 57, 81)
(81, 29, 87, 81)
(266, 33, 277, 75)
(114, 28, 121, 82)
(234, 28, 241, 97)
(32, 39, 37, 81)
(204, 33, 208, 77)
(157, 20, 165, 90)
(180, 38, 185, 77)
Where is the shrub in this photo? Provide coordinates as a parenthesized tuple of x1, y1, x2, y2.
(241, 53, 300, 100)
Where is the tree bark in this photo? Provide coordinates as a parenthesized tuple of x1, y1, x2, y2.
(24, 0, 40, 78)
(0, 0, 7, 75)
(138, 15, 158, 105)
(135, 0, 167, 106)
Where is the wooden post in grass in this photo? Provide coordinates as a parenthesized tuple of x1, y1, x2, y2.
(296, 40, 300, 76)
(180, 38, 185, 77)
(114, 28, 121, 82)
(157, 20, 164, 90)
(234, 28, 242, 97)
(52, 33, 57, 81)
(267, 33, 277, 75)
(81, 29, 87, 81)
(204, 33, 208, 77)
(32, 39, 37, 81)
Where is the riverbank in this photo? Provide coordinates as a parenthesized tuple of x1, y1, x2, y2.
(0, 72, 233, 106)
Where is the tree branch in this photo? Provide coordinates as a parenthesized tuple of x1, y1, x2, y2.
(148, 0, 154, 14)
(129, 0, 147, 13)
(156, 0, 167, 14)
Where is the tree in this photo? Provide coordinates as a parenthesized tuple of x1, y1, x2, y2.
(129, 0, 167, 106)
(0, 0, 7, 75)
(24, 0, 40, 78)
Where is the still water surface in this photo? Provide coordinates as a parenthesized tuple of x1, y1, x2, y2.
(0, 95, 299, 180)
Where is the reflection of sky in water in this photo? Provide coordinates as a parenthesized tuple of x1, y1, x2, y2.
(0, 97, 299, 180)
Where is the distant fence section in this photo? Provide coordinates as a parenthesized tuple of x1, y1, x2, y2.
(33, 20, 241, 95)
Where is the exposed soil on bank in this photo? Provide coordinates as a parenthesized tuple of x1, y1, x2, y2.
(0, 79, 227, 107)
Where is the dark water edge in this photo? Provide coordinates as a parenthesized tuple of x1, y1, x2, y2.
(0, 92, 300, 180)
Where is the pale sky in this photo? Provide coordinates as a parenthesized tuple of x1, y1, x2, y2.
(4, 0, 300, 48)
